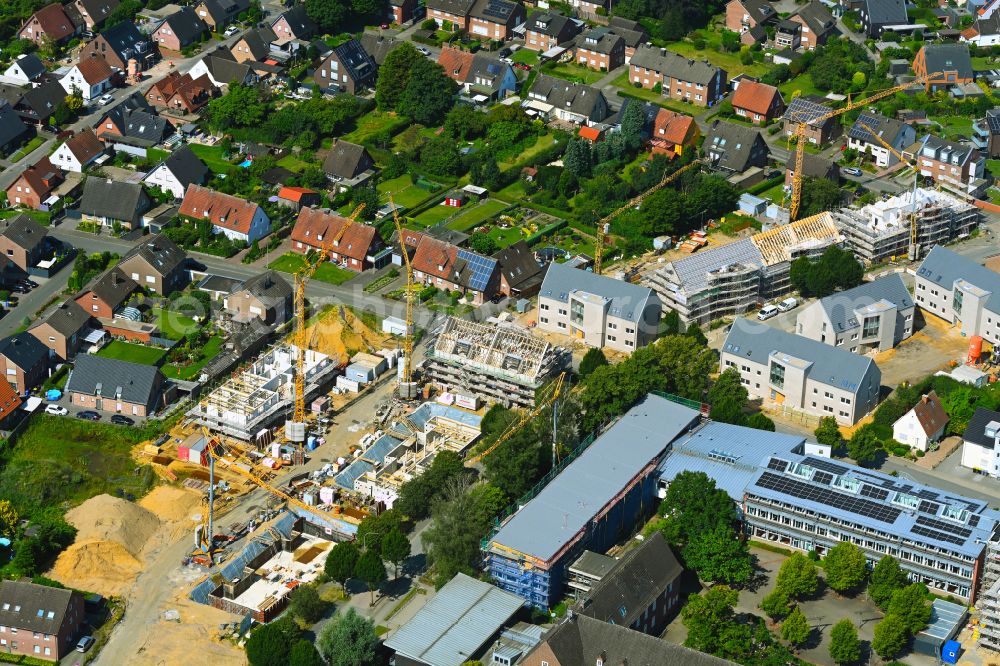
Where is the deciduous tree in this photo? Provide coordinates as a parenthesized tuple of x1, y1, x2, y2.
(683, 523, 753, 585)
(381, 528, 411, 579)
(823, 542, 868, 593)
(776, 552, 818, 600)
(0, 500, 18, 537)
(324, 541, 359, 592)
(868, 555, 909, 609)
(289, 640, 323, 666)
(829, 619, 861, 665)
(681, 586, 738, 656)
(317, 608, 379, 666)
(657, 471, 736, 549)
(288, 584, 329, 624)
(888, 583, 932, 634)
(872, 614, 908, 659)
(578, 348, 609, 379)
(246, 616, 298, 666)
(354, 550, 387, 605)
(708, 367, 748, 426)
(814, 416, 844, 450)
(398, 58, 457, 126)
(847, 425, 883, 467)
(780, 606, 810, 646)
(760, 588, 791, 619)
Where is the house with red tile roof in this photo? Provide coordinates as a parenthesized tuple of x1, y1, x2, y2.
(290, 207, 384, 271)
(51, 129, 105, 173)
(731, 80, 784, 125)
(5, 157, 63, 210)
(438, 47, 475, 83)
(145, 71, 215, 113)
(60, 55, 115, 101)
(18, 3, 79, 45)
(650, 109, 699, 157)
(578, 125, 603, 143)
(178, 184, 270, 243)
(277, 186, 321, 211)
(400, 230, 500, 304)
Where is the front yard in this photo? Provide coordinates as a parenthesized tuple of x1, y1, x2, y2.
(512, 49, 540, 66)
(9, 135, 46, 163)
(267, 252, 356, 285)
(610, 72, 707, 115)
(541, 61, 607, 85)
(97, 340, 166, 365)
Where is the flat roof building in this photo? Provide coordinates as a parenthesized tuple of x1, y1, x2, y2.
(794, 274, 915, 353)
(721, 317, 882, 425)
(537, 262, 661, 352)
(484, 394, 701, 608)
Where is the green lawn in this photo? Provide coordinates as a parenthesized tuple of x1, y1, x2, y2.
(445, 199, 510, 231)
(988, 160, 1000, 179)
(0, 209, 50, 225)
(342, 110, 409, 145)
(486, 223, 527, 247)
(276, 154, 315, 173)
(498, 133, 557, 170)
(4, 416, 158, 509)
(146, 148, 170, 164)
(377, 174, 437, 209)
(610, 72, 706, 114)
(512, 49, 540, 66)
(542, 62, 606, 85)
(267, 252, 356, 284)
(932, 115, 974, 140)
(973, 56, 996, 70)
(151, 307, 201, 340)
(97, 340, 166, 365)
(666, 32, 770, 78)
(162, 336, 223, 380)
(9, 135, 46, 162)
(411, 203, 456, 228)
(189, 143, 234, 174)
(779, 72, 822, 100)
(495, 179, 528, 203)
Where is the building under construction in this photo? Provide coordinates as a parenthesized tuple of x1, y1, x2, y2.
(423, 317, 569, 409)
(646, 212, 843, 326)
(832, 188, 980, 264)
(188, 344, 339, 441)
(335, 401, 482, 505)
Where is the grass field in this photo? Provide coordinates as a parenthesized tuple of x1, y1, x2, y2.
(542, 62, 606, 84)
(513, 49, 539, 66)
(377, 174, 437, 209)
(667, 32, 770, 78)
(97, 340, 166, 365)
(486, 224, 526, 247)
(445, 199, 509, 231)
(495, 180, 528, 203)
(162, 335, 223, 380)
(498, 133, 557, 170)
(0, 209, 50, 225)
(9, 136, 46, 163)
(342, 110, 409, 145)
(189, 143, 234, 174)
(932, 115, 974, 140)
(989, 160, 1000, 179)
(610, 73, 707, 114)
(4, 415, 157, 508)
(151, 307, 201, 340)
(267, 252, 355, 284)
(779, 72, 823, 100)
(145, 148, 170, 164)
(276, 154, 314, 173)
(411, 203, 455, 228)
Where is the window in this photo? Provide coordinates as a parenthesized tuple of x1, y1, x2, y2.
(769, 362, 785, 389)
(540, 303, 549, 310)
(953, 287, 964, 313)
(569, 301, 583, 324)
(862, 316, 880, 338)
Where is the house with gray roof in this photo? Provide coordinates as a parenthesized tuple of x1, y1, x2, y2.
(721, 317, 882, 425)
(0, 102, 30, 157)
(118, 233, 187, 295)
(524, 12, 581, 52)
(0, 331, 50, 393)
(187, 49, 258, 88)
(66, 353, 167, 417)
(526, 74, 608, 125)
(788, 1, 836, 49)
(143, 144, 209, 199)
(150, 7, 209, 51)
(629, 45, 727, 107)
(2, 53, 46, 85)
(13, 80, 67, 126)
(859, 0, 907, 37)
(28, 300, 94, 360)
(359, 33, 398, 65)
(322, 139, 376, 187)
(847, 111, 916, 167)
(315, 39, 377, 94)
(783, 95, 840, 145)
(0, 580, 85, 661)
(79, 178, 152, 230)
(80, 21, 158, 71)
(384, 573, 525, 666)
(702, 119, 770, 174)
(795, 274, 915, 353)
(537, 261, 660, 352)
(524, 613, 737, 666)
(225, 270, 292, 325)
(914, 244, 1000, 345)
(75, 266, 138, 318)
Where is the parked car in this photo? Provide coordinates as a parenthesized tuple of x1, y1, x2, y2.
(515, 63, 532, 71)
(110, 415, 135, 426)
(76, 410, 101, 421)
(18, 279, 38, 288)
(77, 636, 95, 652)
(498, 46, 512, 57)
(97, 93, 114, 106)
(44, 404, 68, 416)
(842, 167, 862, 177)
(10, 284, 30, 294)
(417, 45, 430, 55)
(224, 25, 240, 36)
(777, 297, 798, 312)
(757, 304, 779, 321)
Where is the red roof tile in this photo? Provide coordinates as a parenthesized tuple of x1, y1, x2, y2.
(578, 126, 602, 142)
(411, 235, 459, 281)
(179, 184, 262, 235)
(12, 156, 62, 197)
(23, 3, 76, 41)
(64, 129, 105, 163)
(278, 186, 318, 202)
(0, 380, 22, 420)
(653, 109, 696, 146)
(731, 80, 782, 116)
(290, 207, 379, 263)
(75, 55, 114, 85)
(437, 47, 474, 83)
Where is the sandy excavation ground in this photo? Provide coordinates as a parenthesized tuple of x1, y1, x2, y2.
(307, 304, 394, 364)
(48, 487, 202, 597)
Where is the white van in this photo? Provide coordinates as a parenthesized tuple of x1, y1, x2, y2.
(758, 305, 779, 321)
(778, 297, 799, 312)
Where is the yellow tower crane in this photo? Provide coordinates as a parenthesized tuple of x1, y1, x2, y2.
(287, 203, 365, 451)
(466, 372, 566, 465)
(594, 160, 700, 275)
(788, 73, 940, 221)
(388, 195, 417, 399)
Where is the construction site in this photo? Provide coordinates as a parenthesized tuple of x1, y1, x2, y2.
(187, 344, 340, 441)
(422, 316, 570, 409)
(644, 212, 844, 325)
(832, 188, 981, 264)
(334, 401, 482, 505)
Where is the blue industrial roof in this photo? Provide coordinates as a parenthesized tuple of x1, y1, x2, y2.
(539, 261, 658, 323)
(657, 422, 806, 500)
(457, 249, 498, 292)
(408, 401, 484, 431)
(748, 453, 999, 559)
(384, 573, 524, 666)
(722, 317, 880, 395)
(489, 395, 700, 564)
(916, 245, 1000, 315)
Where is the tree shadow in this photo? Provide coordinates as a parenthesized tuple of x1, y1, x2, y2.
(800, 625, 824, 651)
(402, 553, 427, 577)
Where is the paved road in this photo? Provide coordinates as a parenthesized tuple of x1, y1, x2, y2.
(0, 267, 71, 338)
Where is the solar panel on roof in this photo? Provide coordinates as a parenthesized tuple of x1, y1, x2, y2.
(802, 457, 849, 475)
(918, 500, 941, 515)
(457, 249, 497, 292)
(988, 114, 1000, 133)
(859, 485, 889, 501)
(916, 515, 972, 538)
(755, 472, 902, 524)
(911, 525, 966, 546)
(970, 514, 981, 528)
(812, 471, 834, 486)
(766, 458, 788, 473)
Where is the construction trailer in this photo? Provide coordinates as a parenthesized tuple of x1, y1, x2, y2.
(832, 188, 980, 265)
(335, 401, 482, 506)
(187, 344, 339, 441)
(484, 394, 701, 609)
(645, 212, 843, 326)
(423, 317, 570, 409)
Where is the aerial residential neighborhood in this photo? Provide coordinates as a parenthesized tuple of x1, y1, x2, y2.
(5, 0, 1000, 663)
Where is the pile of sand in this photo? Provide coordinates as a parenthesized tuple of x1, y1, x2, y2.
(139, 486, 201, 524)
(307, 305, 392, 362)
(49, 494, 161, 596)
